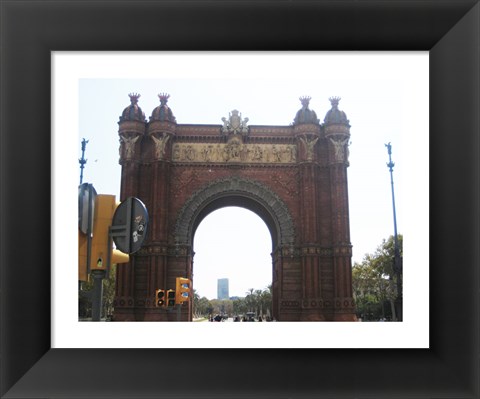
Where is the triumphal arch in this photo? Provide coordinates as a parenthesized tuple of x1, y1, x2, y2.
(113, 93, 356, 321)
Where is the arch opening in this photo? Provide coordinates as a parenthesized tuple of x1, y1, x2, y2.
(192, 195, 278, 250)
(193, 206, 273, 302)
(174, 177, 295, 250)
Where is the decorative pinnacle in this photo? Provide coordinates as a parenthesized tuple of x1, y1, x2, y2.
(329, 96, 341, 107)
(158, 93, 170, 105)
(385, 142, 395, 171)
(128, 93, 140, 104)
(299, 96, 311, 108)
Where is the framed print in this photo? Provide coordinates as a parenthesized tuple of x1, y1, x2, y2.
(1, 1, 479, 398)
(53, 51, 428, 349)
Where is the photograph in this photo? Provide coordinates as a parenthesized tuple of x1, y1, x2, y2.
(52, 52, 429, 349)
(72, 53, 423, 327)
(1, 1, 478, 398)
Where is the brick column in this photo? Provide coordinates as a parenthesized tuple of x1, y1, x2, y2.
(113, 97, 146, 321)
(294, 123, 325, 321)
(325, 124, 356, 321)
(146, 124, 176, 320)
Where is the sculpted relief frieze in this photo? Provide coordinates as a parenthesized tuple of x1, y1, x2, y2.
(172, 142, 297, 164)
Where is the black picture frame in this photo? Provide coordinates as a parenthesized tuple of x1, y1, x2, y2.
(1, 1, 479, 398)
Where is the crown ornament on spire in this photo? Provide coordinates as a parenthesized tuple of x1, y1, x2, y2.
(329, 96, 341, 108)
(128, 93, 140, 105)
(158, 93, 170, 105)
(150, 93, 176, 123)
(299, 96, 311, 108)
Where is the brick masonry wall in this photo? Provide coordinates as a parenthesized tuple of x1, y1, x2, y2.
(113, 121, 356, 321)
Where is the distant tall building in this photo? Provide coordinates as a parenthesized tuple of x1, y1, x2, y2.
(217, 278, 229, 300)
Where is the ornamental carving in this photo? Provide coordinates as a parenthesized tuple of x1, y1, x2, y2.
(174, 177, 295, 246)
(329, 136, 350, 163)
(151, 132, 170, 160)
(119, 133, 140, 160)
(172, 142, 297, 164)
(270, 171, 300, 197)
(298, 135, 319, 161)
(221, 109, 249, 135)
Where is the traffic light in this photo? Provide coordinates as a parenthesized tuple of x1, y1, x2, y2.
(175, 277, 191, 305)
(166, 289, 176, 307)
(155, 289, 165, 307)
(90, 194, 129, 271)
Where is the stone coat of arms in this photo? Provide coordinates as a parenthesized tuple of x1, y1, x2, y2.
(221, 109, 249, 135)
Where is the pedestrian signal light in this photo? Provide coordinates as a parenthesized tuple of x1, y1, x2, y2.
(155, 289, 165, 307)
(175, 277, 191, 304)
(166, 290, 176, 307)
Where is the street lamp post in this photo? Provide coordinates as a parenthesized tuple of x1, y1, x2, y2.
(79, 138, 88, 185)
(78, 138, 88, 295)
(385, 142, 402, 321)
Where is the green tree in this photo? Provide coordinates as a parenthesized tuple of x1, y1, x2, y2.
(78, 264, 117, 320)
(192, 290, 212, 318)
(352, 235, 402, 321)
(208, 298, 233, 316)
(102, 265, 117, 319)
(261, 285, 273, 318)
(241, 286, 273, 318)
(232, 297, 248, 315)
(245, 288, 256, 312)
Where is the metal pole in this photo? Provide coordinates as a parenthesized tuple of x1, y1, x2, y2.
(385, 142, 402, 321)
(78, 140, 88, 294)
(177, 304, 182, 322)
(79, 138, 88, 185)
(91, 270, 106, 321)
(86, 184, 94, 275)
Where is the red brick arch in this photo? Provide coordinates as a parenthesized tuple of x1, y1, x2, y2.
(113, 96, 356, 321)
